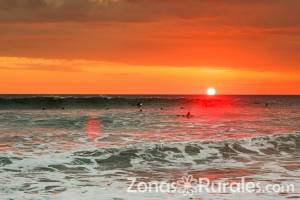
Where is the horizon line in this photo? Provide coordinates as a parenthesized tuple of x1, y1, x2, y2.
(0, 93, 300, 96)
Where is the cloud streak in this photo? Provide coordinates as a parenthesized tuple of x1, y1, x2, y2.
(0, 0, 299, 28)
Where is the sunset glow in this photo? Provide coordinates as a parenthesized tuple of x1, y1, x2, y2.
(0, 1, 299, 94)
(1, 2, 300, 199)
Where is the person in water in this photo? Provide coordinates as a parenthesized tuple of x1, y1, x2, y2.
(177, 112, 193, 118)
(186, 112, 191, 118)
(265, 103, 269, 107)
(137, 102, 143, 112)
(137, 102, 143, 108)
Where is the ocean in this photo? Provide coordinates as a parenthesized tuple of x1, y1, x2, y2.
(0, 95, 299, 200)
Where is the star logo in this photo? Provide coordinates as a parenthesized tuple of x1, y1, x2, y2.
(176, 175, 198, 196)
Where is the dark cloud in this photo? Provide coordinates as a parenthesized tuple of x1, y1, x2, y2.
(0, 0, 299, 28)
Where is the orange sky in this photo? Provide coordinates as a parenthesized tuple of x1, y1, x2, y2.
(0, 0, 300, 94)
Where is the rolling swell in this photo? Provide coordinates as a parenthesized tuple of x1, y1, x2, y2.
(0, 95, 185, 109)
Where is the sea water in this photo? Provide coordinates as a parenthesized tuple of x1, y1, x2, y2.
(0, 95, 299, 200)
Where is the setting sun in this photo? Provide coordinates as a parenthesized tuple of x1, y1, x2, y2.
(206, 87, 216, 96)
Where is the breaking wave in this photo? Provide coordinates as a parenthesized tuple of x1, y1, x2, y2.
(2, 132, 299, 171)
